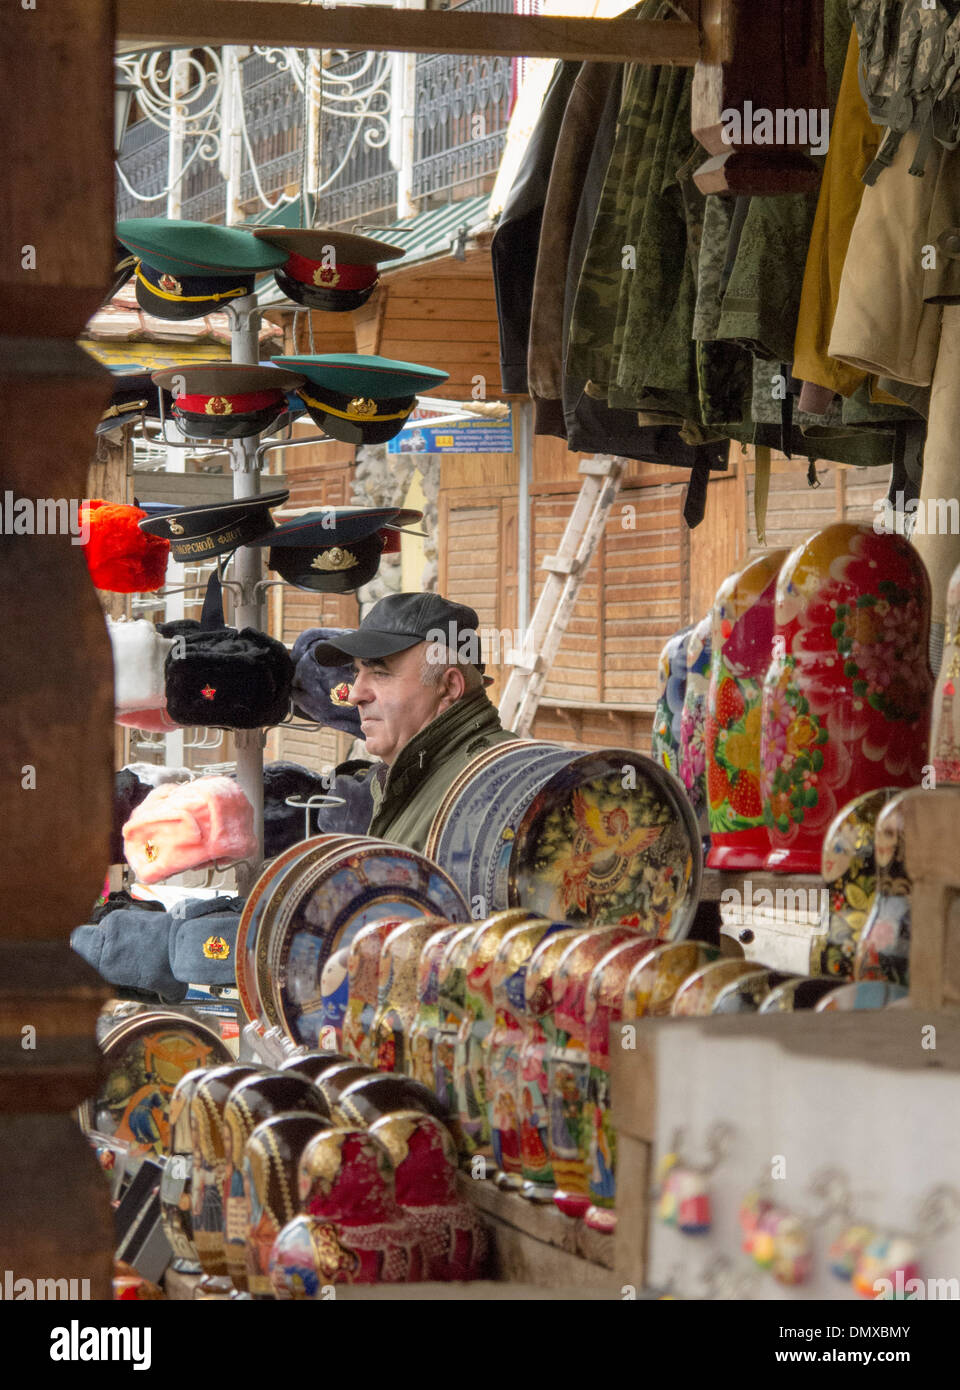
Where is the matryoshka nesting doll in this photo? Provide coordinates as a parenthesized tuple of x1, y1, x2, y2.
(622, 941, 721, 1018)
(371, 916, 451, 1074)
(433, 924, 477, 1121)
(548, 926, 642, 1217)
(341, 917, 409, 1065)
(270, 1129, 421, 1294)
(159, 1067, 207, 1274)
(484, 920, 571, 1188)
(455, 910, 537, 1159)
(818, 789, 901, 979)
(515, 927, 585, 1200)
(243, 1113, 332, 1298)
(369, 1111, 490, 1281)
(678, 614, 712, 847)
(930, 561, 960, 782)
(314, 1062, 377, 1116)
(652, 626, 693, 777)
(706, 550, 789, 870)
(583, 935, 658, 1228)
(189, 1063, 265, 1287)
(407, 924, 461, 1091)
(222, 1073, 330, 1291)
(760, 523, 933, 874)
(277, 1051, 351, 1084)
(334, 1074, 461, 1150)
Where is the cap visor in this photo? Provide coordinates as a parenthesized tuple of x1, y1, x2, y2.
(311, 630, 425, 665)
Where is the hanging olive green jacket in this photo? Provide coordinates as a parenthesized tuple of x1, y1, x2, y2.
(362, 688, 518, 854)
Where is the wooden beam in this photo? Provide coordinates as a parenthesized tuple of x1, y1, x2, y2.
(117, 0, 701, 64)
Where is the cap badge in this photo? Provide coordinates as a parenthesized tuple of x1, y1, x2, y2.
(348, 397, 378, 418)
(203, 935, 230, 961)
(205, 396, 233, 416)
(201, 685, 217, 701)
(311, 547, 358, 573)
(168, 518, 185, 535)
(314, 265, 341, 287)
(331, 681, 352, 706)
(144, 839, 159, 863)
(159, 273, 183, 296)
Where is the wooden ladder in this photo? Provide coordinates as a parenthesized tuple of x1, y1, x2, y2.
(498, 454, 626, 737)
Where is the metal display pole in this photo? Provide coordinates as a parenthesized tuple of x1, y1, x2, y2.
(229, 293, 266, 896)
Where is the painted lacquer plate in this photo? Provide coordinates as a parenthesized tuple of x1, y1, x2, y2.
(710, 969, 798, 1014)
(758, 977, 846, 1012)
(623, 942, 721, 1018)
(79, 1011, 231, 1159)
(264, 843, 470, 1048)
(813, 981, 909, 1011)
(670, 959, 760, 1016)
(507, 751, 702, 938)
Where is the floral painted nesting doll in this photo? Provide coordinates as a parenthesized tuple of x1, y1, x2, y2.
(818, 789, 901, 979)
(318, 947, 350, 1053)
(371, 917, 450, 1075)
(622, 941, 721, 1019)
(930, 561, 960, 782)
(222, 1073, 330, 1291)
(515, 928, 585, 1200)
(243, 1113, 332, 1298)
(548, 926, 642, 1217)
(189, 1064, 264, 1286)
(369, 1111, 490, 1281)
(760, 523, 933, 874)
(853, 795, 913, 986)
(484, 920, 570, 1188)
(678, 614, 712, 846)
(706, 550, 789, 870)
(652, 626, 693, 777)
(407, 925, 461, 1091)
(455, 910, 536, 1159)
(341, 917, 409, 1065)
(583, 936, 659, 1228)
(671, 959, 764, 1016)
(433, 924, 478, 1121)
(159, 1067, 207, 1273)
(270, 1129, 422, 1294)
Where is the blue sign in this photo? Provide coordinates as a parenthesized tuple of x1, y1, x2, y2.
(388, 408, 513, 455)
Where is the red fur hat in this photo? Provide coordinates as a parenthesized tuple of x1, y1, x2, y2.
(81, 499, 170, 593)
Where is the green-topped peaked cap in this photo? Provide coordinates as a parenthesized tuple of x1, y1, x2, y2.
(116, 217, 288, 322)
(274, 353, 450, 445)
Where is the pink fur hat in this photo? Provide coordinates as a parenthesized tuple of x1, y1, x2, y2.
(122, 776, 256, 884)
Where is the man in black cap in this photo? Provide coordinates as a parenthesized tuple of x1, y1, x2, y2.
(311, 593, 517, 853)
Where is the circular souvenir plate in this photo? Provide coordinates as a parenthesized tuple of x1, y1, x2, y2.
(710, 969, 798, 1014)
(430, 742, 568, 906)
(671, 959, 761, 1016)
(265, 843, 470, 1047)
(424, 743, 517, 861)
(758, 977, 846, 1013)
(79, 1011, 231, 1159)
(813, 981, 909, 1012)
(623, 942, 721, 1018)
(237, 835, 378, 1029)
(508, 750, 702, 938)
(475, 748, 582, 911)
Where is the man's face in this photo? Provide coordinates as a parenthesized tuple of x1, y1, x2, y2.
(348, 642, 455, 766)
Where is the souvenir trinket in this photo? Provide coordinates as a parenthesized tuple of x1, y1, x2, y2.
(485, 921, 571, 1187)
(706, 550, 788, 869)
(159, 1067, 207, 1273)
(189, 1064, 265, 1284)
(851, 1234, 921, 1299)
(671, 959, 765, 1016)
(818, 789, 901, 978)
(651, 626, 693, 777)
(678, 614, 712, 847)
(81, 1010, 231, 1161)
(433, 925, 477, 1121)
(739, 1190, 812, 1286)
(761, 524, 933, 874)
(655, 1156, 712, 1236)
(583, 936, 659, 1225)
(222, 1073, 329, 1291)
(243, 1113, 332, 1298)
(341, 917, 410, 1064)
(549, 926, 643, 1216)
(371, 917, 451, 1074)
(370, 1111, 490, 1280)
(515, 928, 585, 1199)
(508, 751, 702, 939)
(828, 1224, 876, 1282)
(407, 924, 461, 1091)
(622, 941, 721, 1018)
(853, 795, 913, 986)
(455, 910, 537, 1159)
(271, 1129, 421, 1293)
(318, 946, 351, 1052)
(930, 561, 960, 783)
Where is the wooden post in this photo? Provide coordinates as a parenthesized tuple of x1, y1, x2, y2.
(0, 0, 117, 1295)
